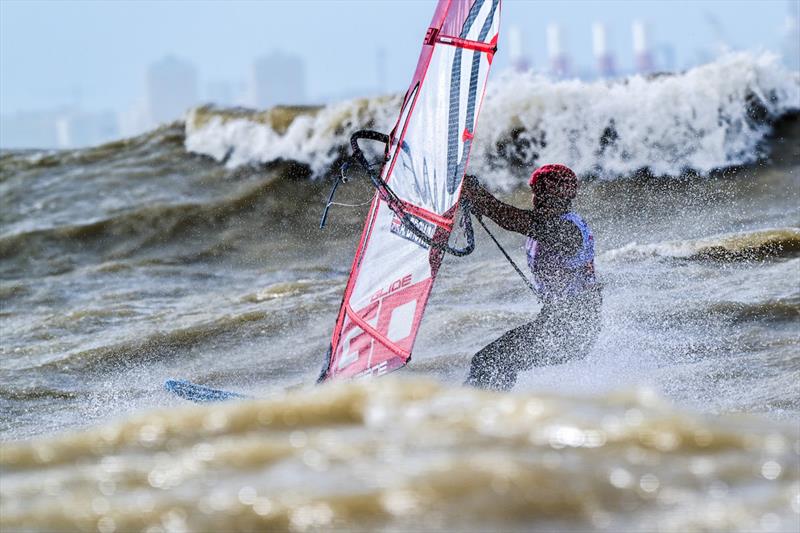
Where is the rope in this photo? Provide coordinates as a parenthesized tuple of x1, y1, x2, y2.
(475, 215, 539, 298)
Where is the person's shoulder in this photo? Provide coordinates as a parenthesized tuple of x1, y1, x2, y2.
(562, 211, 590, 226)
(556, 213, 585, 253)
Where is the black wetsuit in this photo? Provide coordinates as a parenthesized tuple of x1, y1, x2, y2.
(462, 184, 602, 391)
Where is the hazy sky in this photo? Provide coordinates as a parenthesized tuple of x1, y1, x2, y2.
(1, 0, 796, 115)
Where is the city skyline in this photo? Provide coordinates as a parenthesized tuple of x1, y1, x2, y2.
(1, 0, 797, 148)
(2, 1, 796, 113)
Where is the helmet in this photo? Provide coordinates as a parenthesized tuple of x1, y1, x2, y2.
(528, 164, 577, 201)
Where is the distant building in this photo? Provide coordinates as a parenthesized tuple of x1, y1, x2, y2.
(250, 51, 307, 108)
(592, 22, 616, 78)
(0, 108, 119, 149)
(632, 20, 654, 74)
(0, 110, 61, 149)
(784, 1, 800, 71)
(205, 80, 247, 107)
(508, 26, 531, 73)
(145, 55, 198, 125)
(546, 23, 570, 78)
(55, 110, 118, 148)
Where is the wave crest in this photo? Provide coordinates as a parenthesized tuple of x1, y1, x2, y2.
(185, 53, 799, 186)
(601, 227, 800, 262)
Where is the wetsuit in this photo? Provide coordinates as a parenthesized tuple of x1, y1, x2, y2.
(463, 183, 602, 391)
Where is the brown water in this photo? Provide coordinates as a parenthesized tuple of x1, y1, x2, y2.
(1, 97, 799, 530)
(2, 380, 799, 532)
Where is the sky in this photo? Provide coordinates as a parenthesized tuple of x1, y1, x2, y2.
(1, 0, 797, 115)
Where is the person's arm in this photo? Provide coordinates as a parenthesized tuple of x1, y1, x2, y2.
(462, 175, 535, 235)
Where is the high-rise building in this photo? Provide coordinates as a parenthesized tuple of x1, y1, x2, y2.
(783, 1, 800, 72)
(592, 22, 616, 78)
(145, 56, 198, 125)
(250, 51, 307, 108)
(632, 20, 653, 74)
(547, 23, 570, 78)
(55, 110, 118, 148)
(0, 110, 61, 148)
(508, 26, 531, 72)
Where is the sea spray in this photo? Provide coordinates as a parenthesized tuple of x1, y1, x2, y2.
(185, 53, 799, 185)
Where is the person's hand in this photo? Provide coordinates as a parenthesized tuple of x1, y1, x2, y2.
(462, 174, 479, 193)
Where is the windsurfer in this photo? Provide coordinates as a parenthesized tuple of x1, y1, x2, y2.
(461, 164, 602, 391)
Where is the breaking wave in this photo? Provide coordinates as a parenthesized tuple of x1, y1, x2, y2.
(185, 53, 799, 185)
(600, 227, 800, 262)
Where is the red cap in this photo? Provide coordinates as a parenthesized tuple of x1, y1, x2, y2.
(528, 164, 577, 200)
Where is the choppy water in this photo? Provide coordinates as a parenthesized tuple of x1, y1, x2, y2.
(1, 53, 799, 532)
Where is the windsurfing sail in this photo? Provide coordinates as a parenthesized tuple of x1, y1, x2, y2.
(319, 0, 501, 381)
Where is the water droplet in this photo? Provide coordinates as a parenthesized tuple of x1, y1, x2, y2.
(690, 457, 714, 477)
(290, 503, 334, 530)
(609, 468, 633, 489)
(138, 424, 163, 445)
(653, 431, 680, 451)
(761, 460, 781, 480)
(382, 490, 418, 515)
(253, 497, 273, 516)
(257, 410, 274, 425)
(238, 486, 257, 505)
(192, 443, 215, 461)
(639, 473, 660, 493)
(764, 433, 786, 454)
(624, 409, 643, 426)
(147, 470, 165, 488)
(303, 449, 327, 470)
(584, 430, 607, 448)
(790, 487, 799, 513)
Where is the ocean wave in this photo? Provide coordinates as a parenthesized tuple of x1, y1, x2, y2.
(600, 227, 800, 262)
(28, 309, 272, 374)
(185, 52, 799, 185)
(703, 298, 800, 323)
(0, 169, 302, 277)
(0, 123, 186, 179)
(185, 96, 399, 174)
(1, 380, 797, 532)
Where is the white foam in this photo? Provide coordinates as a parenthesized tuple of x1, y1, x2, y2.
(185, 97, 400, 175)
(185, 52, 799, 186)
(600, 227, 800, 262)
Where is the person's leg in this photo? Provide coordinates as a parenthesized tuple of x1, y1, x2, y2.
(464, 292, 602, 391)
(464, 319, 543, 391)
(536, 291, 603, 366)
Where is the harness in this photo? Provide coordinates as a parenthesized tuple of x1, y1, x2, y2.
(525, 212, 596, 300)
